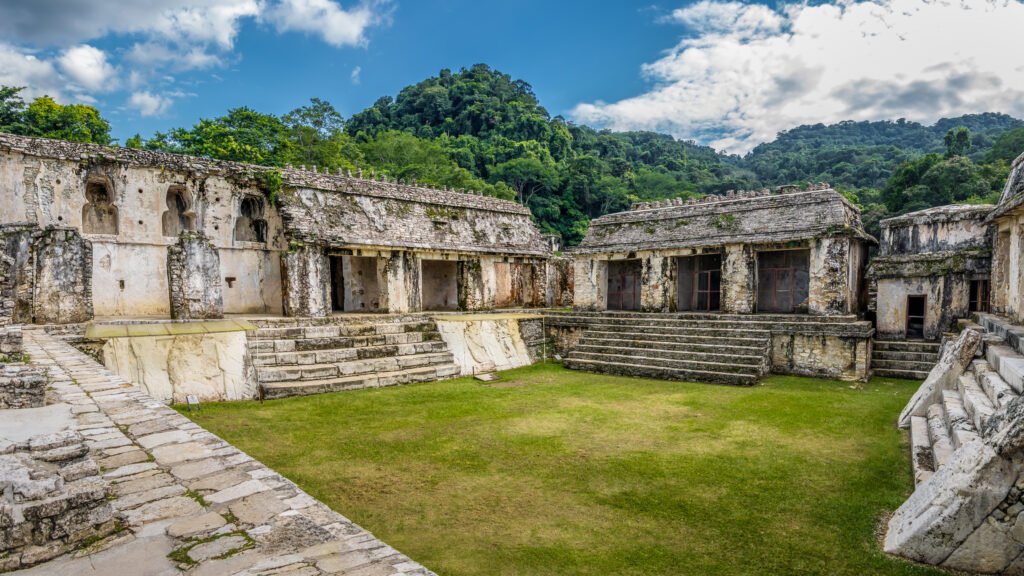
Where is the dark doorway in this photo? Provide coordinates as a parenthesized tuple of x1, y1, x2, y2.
(677, 254, 721, 311)
(329, 256, 345, 312)
(421, 260, 458, 311)
(906, 295, 926, 339)
(969, 279, 990, 313)
(607, 259, 642, 311)
(757, 249, 810, 313)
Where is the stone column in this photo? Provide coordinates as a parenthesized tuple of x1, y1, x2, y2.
(572, 257, 607, 311)
(457, 257, 485, 311)
(281, 243, 328, 317)
(383, 251, 420, 313)
(640, 255, 672, 312)
(808, 236, 851, 315)
(721, 244, 754, 314)
(167, 232, 224, 320)
(33, 227, 93, 324)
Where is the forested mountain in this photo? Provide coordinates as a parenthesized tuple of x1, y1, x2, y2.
(2, 64, 1022, 244)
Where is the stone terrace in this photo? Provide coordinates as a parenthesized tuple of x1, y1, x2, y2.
(14, 328, 434, 576)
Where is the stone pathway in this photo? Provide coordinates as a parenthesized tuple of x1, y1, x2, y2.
(13, 328, 434, 576)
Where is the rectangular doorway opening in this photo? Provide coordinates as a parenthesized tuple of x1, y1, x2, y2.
(677, 254, 721, 311)
(969, 279, 990, 313)
(906, 295, 926, 339)
(422, 260, 458, 311)
(756, 249, 810, 313)
(607, 259, 642, 311)
(329, 255, 345, 312)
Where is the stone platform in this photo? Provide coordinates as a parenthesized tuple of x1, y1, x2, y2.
(10, 328, 434, 575)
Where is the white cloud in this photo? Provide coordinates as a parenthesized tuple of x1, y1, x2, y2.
(58, 45, 117, 92)
(128, 91, 173, 116)
(266, 0, 386, 47)
(0, 43, 64, 100)
(574, 0, 1024, 153)
(351, 65, 362, 84)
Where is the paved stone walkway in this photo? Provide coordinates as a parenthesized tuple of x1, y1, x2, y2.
(14, 328, 434, 576)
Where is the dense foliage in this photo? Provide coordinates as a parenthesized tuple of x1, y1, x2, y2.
(3, 65, 1023, 243)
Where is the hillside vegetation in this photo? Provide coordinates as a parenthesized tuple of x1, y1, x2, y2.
(3, 64, 1022, 242)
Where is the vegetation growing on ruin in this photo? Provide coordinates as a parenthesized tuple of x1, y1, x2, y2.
(182, 363, 943, 576)
(259, 168, 284, 206)
(3, 64, 1023, 243)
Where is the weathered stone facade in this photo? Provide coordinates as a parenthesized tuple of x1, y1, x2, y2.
(988, 152, 1024, 326)
(571, 184, 874, 315)
(870, 205, 993, 341)
(0, 364, 45, 408)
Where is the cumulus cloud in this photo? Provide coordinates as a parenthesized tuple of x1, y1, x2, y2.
(58, 45, 117, 92)
(573, 0, 1024, 153)
(128, 91, 173, 116)
(351, 65, 362, 84)
(0, 43, 64, 100)
(266, 0, 387, 47)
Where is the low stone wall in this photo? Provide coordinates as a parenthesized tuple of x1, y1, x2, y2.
(771, 334, 871, 381)
(434, 314, 544, 376)
(0, 363, 46, 408)
(0, 430, 117, 570)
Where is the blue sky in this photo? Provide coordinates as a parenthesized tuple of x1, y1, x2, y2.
(2, 0, 1023, 152)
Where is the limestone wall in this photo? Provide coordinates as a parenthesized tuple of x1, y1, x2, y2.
(880, 205, 993, 256)
(101, 330, 255, 403)
(0, 364, 45, 408)
(167, 233, 223, 320)
(435, 315, 543, 376)
(770, 333, 871, 381)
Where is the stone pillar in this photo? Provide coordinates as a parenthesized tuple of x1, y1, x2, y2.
(640, 255, 672, 312)
(991, 227, 1011, 315)
(382, 251, 420, 313)
(808, 236, 851, 315)
(457, 257, 486, 311)
(167, 232, 224, 320)
(282, 243, 328, 318)
(1011, 220, 1024, 324)
(721, 244, 754, 314)
(33, 227, 93, 324)
(572, 257, 607, 311)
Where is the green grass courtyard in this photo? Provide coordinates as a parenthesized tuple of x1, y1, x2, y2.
(180, 363, 945, 576)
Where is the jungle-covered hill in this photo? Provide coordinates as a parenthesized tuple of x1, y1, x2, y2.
(3, 64, 1023, 243)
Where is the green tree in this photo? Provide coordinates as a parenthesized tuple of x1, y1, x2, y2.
(125, 133, 143, 149)
(0, 86, 26, 134)
(986, 127, 1024, 165)
(157, 107, 291, 164)
(944, 126, 972, 158)
(490, 157, 559, 205)
(21, 96, 112, 144)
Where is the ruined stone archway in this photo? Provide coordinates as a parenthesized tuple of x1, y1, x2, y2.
(161, 186, 195, 237)
(82, 177, 118, 235)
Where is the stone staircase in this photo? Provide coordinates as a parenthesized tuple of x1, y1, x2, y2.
(872, 340, 941, 380)
(556, 313, 773, 385)
(248, 314, 461, 399)
(906, 330, 1022, 486)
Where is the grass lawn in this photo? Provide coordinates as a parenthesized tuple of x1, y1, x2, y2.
(180, 363, 944, 576)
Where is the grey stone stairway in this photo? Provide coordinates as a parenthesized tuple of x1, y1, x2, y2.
(559, 313, 772, 385)
(872, 340, 941, 380)
(248, 314, 460, 399)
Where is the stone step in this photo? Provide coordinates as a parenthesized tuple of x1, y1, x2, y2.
(871, 358, 936, 372)
(248, 331, 441, 354)
(547, 311, 858, 324)
(257, 352, 455, 383)
(260, 363, 461, 399)
(250, 314, 430, 328)
(872, 368, 931, 380)
(573, 343, 765, 366)
(985, 344, 1024, 393)
(567, 351, 763, 377)
(575, 336, 766, 355)
(959, 371, 997, 431)
(972, 359, 1018, 410)
(563, 357, 759, 386)
(926, 403, 955, 470)
(250, 320, 437, 341)
(253, 340, 448, 367)
(910, 415, 935, 485)
(873, 340, 942, 353)
(569, 323, 771, 338)
(872, 350, 939, 362)
(940, 390, 979, 448)
(581, 329, 769, 346)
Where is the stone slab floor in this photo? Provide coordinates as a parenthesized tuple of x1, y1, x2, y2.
(11, 328, 432, 576)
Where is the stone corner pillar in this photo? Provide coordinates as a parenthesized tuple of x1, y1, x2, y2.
(641, 255, 672, 312)
(572, 257, 606, 311)
(281, 242, 328, 318)
(808, 236, 852, 316)
(32, 227, 94, 324)
(167, 232, 224, 320)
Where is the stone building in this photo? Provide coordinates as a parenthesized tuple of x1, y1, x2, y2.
(989, 152, 1024, 325)
(556, 184, 877, 383)
(870, 205, 993, 341)
(0, 133, 553, 321)
(570, 184, 874, 315)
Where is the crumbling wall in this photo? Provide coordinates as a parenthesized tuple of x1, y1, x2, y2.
(33, 228, 92, 324)
(0, 431, 117, 570)
(771, 333, 870, 381)
(546, 256, 574, 307)
(167, 232, 223, 320)
(572, 258, 607, 311)
(809, 236, 852, 315)
(641, 255, 672, 312)
(0, 364, 45, 408)
(282, 243, 329, 317)
(457, 257, 485, 311)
